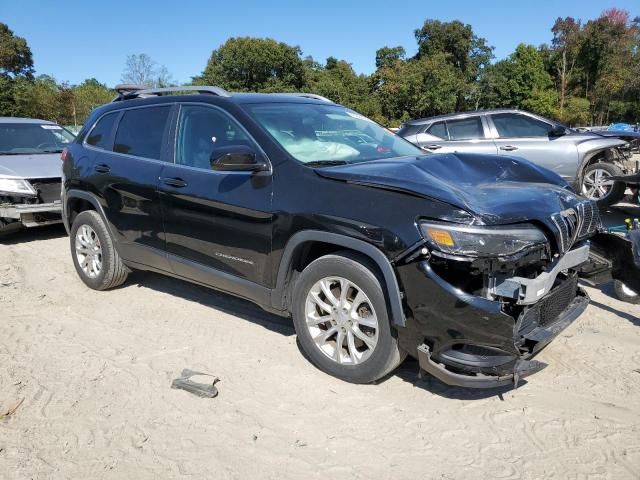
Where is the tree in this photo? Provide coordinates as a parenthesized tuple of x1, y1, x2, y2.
(71, 78, 114, 126)
(479, 44, 556, 116)
(414, 19, 493, 110)
(550, 17, 583, 115)
(194, 37, 306, 91)
(305, 57, 380, 119)
(372, 53, 458, 124)
(121, 53, 173, 87)
(578, 10, 636, 123)
(375, 46, 405, 69)
(0, 22, 33, 79)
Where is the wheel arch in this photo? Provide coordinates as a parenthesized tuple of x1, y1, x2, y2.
(273, 230, 406, 326)
(64, 190, 113, 238)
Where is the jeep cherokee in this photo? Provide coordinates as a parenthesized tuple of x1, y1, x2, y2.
(61, 86, 627, 387)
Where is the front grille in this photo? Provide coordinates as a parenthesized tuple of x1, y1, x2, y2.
(551, 200, 600, 253)
(31, 180, 61, 204)
(518, 273, 578, 334)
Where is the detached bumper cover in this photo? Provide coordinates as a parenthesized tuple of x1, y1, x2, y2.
(418, 344, 546, 388)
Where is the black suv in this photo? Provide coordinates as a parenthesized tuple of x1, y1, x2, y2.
(62, 86, 609, 387)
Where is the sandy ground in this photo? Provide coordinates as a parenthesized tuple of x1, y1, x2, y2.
(1, 225, 639, 480)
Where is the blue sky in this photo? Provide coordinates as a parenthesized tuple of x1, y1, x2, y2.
(2, 0, 637, 87)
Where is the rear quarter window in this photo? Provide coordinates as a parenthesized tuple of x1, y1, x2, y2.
(446, 117, 484, 141)
(86, 112, 118, 149)
(113, 106, 171, 160)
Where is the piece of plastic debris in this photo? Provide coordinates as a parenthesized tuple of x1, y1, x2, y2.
(171, 369, 219, 398)
(0, 398, 24, 418)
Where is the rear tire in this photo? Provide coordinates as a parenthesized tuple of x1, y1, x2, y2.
(581, 162, 626, 207)
(613, 280, 640, 304)
(292, 251, 406, 384)
(70, 210, 129, 290)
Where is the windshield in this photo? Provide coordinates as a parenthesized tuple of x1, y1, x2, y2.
(0, 123, 75, 155)
(244, 103, 422, 164)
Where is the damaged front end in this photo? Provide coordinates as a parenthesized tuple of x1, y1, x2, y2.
(0, 178, 62, 231)
(396, 201, 601, 388)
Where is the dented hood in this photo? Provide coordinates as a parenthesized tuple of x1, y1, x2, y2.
(316, 153, 584, 225)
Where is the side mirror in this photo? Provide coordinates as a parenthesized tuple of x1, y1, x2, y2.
(549, 125, 567, 137)
(210, 146, 268, 172)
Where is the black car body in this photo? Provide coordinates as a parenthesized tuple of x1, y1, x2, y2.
(61, 86, 632, 388)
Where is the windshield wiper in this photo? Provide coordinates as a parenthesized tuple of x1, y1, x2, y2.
(0, 151, 26, 155)
(304, 160, 348, 167)
(40, 148, 64, 153)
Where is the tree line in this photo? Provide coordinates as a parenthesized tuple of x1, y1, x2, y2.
(1, 8, 638, 128)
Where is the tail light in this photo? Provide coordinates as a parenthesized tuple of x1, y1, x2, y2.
(61, 147, 68, 162)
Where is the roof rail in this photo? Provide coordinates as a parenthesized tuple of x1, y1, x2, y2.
(112, 85, 231, 102)
(285, 93, 334, 103)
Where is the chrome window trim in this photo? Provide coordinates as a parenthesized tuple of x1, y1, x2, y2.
(171, 102, 273, 176)
(83, 104, 174, 164)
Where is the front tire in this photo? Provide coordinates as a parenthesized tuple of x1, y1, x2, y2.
(581, 162, 626, 207)
(70, 210, 129, 290)
(292, 252, 405, 384)
(613, 280, 640, 304)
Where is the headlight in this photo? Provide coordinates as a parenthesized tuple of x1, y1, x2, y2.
(420, 221, 547, 257)
(0, 177, 37, 195)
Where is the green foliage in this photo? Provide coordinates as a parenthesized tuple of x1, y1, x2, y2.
(194, 37, 306, 91)
(480, 44, 556, 117)
(561, 96, 591, 125)
(375, 46, 405, 69)
(0, 22, 33, 78)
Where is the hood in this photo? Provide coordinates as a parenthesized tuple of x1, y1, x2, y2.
(591, 130, 640, 142)
(316, 153, 585, 226)
(0, 153, 62, 179)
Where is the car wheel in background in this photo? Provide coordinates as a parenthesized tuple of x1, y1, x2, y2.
(292, 251, 406, 384)
(70, 210, 129, 290)
(581, 162, 626, 207)
(613, 280, 640, 304)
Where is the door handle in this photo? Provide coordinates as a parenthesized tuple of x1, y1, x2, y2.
(500, 145, 518, 151)
(423, 144, 442, 150)
(94, 164, 110, 174)
(162, 177, 188, 188)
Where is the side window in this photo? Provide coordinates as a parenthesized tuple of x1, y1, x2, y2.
(492, 113, 552, 138)
(176, 105, 252, 170)
(113, 106, 171, 159)
(86, 112, 118, 149)
(446, 117, 484, 141)
(427, 122, 448, 139)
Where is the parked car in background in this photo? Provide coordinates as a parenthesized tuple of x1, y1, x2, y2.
(0, 117, 74, 235)
(398, 109, 631, 206)
(61, 86, 639, 388)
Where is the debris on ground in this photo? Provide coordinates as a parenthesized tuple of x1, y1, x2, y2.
(171, 369, 219, 398)
(0, 398, 24, 419)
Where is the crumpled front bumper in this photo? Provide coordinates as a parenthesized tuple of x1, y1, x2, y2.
(0, 201, 62, 226)
(397, 255, 590, 389)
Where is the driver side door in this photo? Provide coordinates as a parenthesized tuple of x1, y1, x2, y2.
(158, 103, 274, 295)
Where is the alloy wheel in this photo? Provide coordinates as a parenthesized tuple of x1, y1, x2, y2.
(75, 224, 103, 278)
(305, 276, 379, 365)
(582, 168, 614, 199)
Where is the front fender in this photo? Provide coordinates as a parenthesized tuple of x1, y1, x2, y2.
(273, 230, 406, 326)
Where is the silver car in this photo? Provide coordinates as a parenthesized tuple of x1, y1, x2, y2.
(398, 109, 630, 206)
(0, 117, 74, 235)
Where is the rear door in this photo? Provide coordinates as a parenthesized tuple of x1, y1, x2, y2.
(415, 115, 497, 155)
(158, 103, 273, 291)
(88, 105, 173, 269)
(489, 112, 578, 180)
